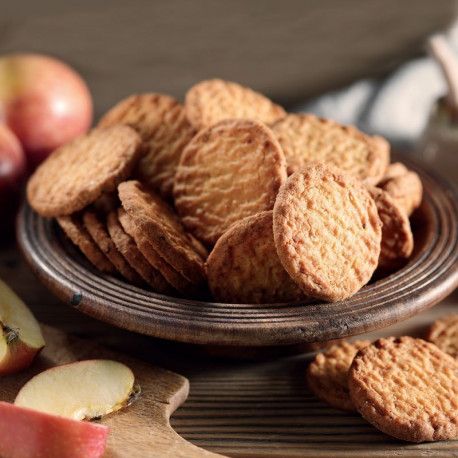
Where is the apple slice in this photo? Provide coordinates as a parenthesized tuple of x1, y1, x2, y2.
(15, 359, 136, 420)
(0, 278, 45, 375)
(0, 401, 108, 458)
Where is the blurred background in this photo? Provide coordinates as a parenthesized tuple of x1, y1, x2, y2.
(0, 0, 455, 118)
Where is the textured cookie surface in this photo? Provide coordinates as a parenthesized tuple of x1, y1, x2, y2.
(369, 187, 413, 270)
(271, 114, 389, 183)
(117, 208, 196, 295)
(99, 93, 196, 198)
(426, 315, 458, 359)
(174, 119, 287, 245)
(118, 181, 205, 286)
(106, 211, 172, 293)
(382, 162, 408, 182)
(27, 126, 142, 217)
(207, 211, 304, 304)
(82, 210, 141, 283)
(57, 215, 114, 273)
(380, 170, 423, 216)
(185, 79, 286, 130)
(306, 340, 370, 411)
(273, 164, 382, 302)
(349, 337, 458, 442)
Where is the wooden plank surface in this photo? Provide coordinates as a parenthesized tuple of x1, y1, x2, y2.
(1, 243, 457, 456)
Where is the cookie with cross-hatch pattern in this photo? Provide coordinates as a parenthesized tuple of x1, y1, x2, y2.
(185, 79, 286, 130)
(27, 126, 142, 217)
(174, 119, 287, 245)
(271, 113, 389, 183)
(273, 163, 382, 302)
(349, 336, 458, 442)
(99, 93, 196, 199)
(426, 315, 458, 359)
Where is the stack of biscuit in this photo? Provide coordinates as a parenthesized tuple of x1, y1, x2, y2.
(26, 79, 423, 303)
(306, 315, 458, 443)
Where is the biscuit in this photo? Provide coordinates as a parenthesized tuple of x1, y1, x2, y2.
(185, 79, 286, 130)
(27, 126, 143, 217)
(380, 170, 423, 216)
(206, 211, 304, 304)
(106, 211, 172, 294)
(117, 205, 200, 295)
(381, 162, 408, 182)
(348, 337, 458, 442)
(426, 315, 458, 359)
(82, 210, 142, 284)
(271, 114, 389, 183)
(57, 215, 115, 273)
(174, 119, 287, 245)
(368, 187, 414, 270)
(273, 163, 382, 302)
(99, 93, 196, 199)
(306, 340, 370, 411)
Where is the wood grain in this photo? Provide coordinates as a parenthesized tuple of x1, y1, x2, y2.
(16, 156, 458, 346)
(0, 326, 224, 458)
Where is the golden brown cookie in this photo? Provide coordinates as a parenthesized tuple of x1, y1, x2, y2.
(174, 119, 287, 245)
(273, 163, 382, 302)
(380, 170, 423, 216)
(271, 114, 389, 183)
(381, 162, 408, 182)
(368, 187, 414, 270)
(426, 315, 458, 359)
(27, 126, 143, 217)
(349, 337, 458, 442)
(207, 211, 304, 304)
(306, 340, 370, 411)
(185, 79, 286, 130)
(57, 215, 114, 273)
(118, 180, 205, 284)
(106, 211, 172, 294)
(82, 210, 141, 283)
(99, 93, 196, 199)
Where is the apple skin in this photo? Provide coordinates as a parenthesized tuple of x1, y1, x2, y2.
(0, 334, 42, 375)
(0, 53, 93, 167)
(0, 402, 109, 458)
(0, 124, 26, 239)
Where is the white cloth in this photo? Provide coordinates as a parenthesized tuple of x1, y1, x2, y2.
(298, 23, 458, 149)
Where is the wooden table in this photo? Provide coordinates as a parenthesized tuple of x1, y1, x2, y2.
(1, 242, 457, 457)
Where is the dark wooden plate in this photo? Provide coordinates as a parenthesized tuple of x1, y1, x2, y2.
(17, 158, 458, 346)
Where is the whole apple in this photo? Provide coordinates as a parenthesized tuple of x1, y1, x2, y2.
(0, 124, 26, 238)
(0, 53, 93, 167)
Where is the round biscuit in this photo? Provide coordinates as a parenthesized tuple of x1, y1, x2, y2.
(185, 79, 286, 130)
(174, 119, 287, 245)
(273, 163, 382, 302)
(381, 162, 408, 183)
(306, 340, 370, 412)
(426, 315, 458, 359)
(27, 126, 143, 217)
(57, 215, 115, 273)
(271, 114, 389, 184)
(207, 211, 305, 304)
(349, 337, 458, 442)
(117, 206, 199, 295)
(368, 187, 414, 270)
(106, 211, 172, 294)
(82, 210, 142, 284)
(99, 93, 196, 199)
(380, 170, 423, 216)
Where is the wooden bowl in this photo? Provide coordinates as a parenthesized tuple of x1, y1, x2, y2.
(17, 158, 458, 346)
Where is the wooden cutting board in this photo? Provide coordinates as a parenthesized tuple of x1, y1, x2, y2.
(0, 325, 225, 458)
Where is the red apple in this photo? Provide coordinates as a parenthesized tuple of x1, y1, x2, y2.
(0, 53, 93, 167)
(0, 402, 108, 458)
(0, 124, 26, 237)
